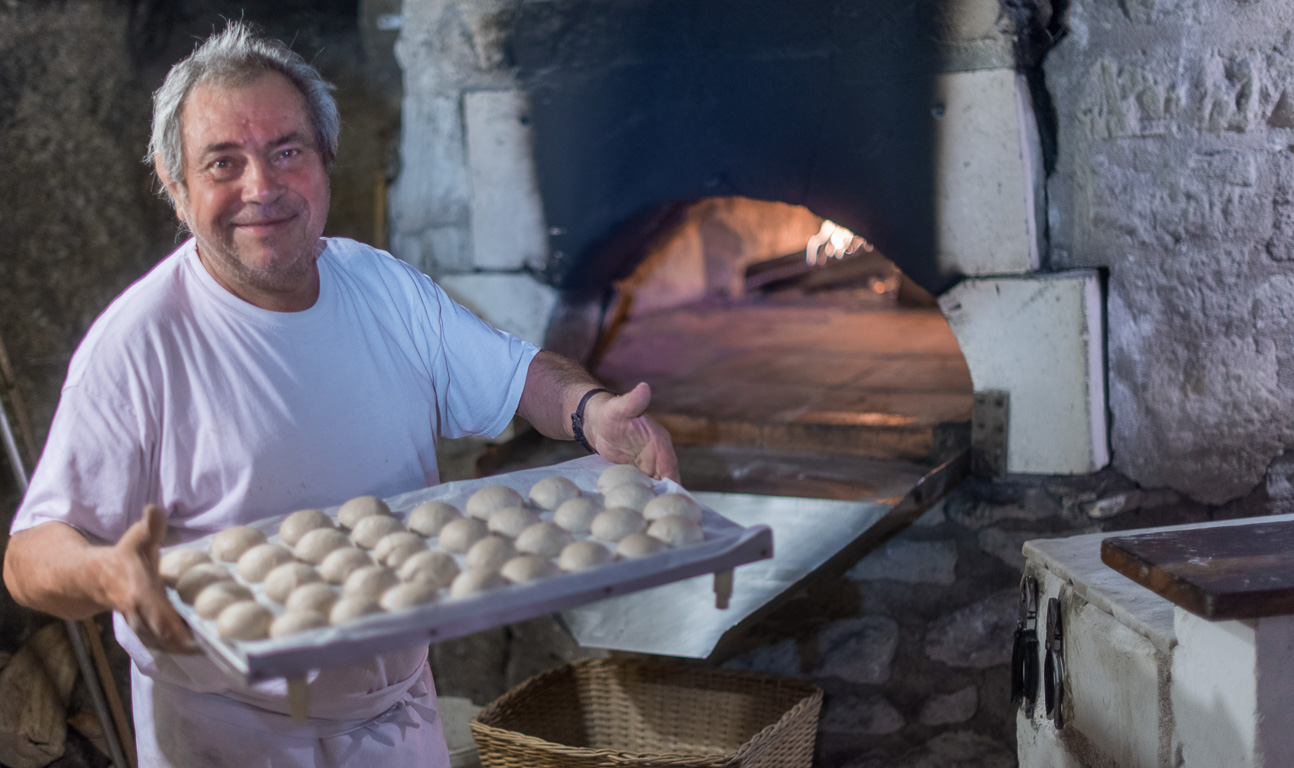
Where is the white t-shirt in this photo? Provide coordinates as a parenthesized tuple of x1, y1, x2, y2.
(13, 237, 538, 713)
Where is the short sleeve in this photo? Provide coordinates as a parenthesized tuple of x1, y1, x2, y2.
(421, 280, 539, 440)
(11, 384, 154, 545)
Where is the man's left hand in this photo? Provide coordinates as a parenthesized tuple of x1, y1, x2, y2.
(584, 383, 680, 482)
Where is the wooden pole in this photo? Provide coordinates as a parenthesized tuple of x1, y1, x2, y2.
(0, 332, 137, 767)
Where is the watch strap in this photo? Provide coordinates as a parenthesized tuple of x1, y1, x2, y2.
(572, 388, 611, 453)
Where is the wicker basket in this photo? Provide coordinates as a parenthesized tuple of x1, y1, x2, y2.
(470, 658, 823, 768)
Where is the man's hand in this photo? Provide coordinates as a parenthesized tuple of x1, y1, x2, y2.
(517, 351, 681, 482)
(105, 505, 197, 654)
(4, 506, 197, 654)
(584, 383, 680, 483)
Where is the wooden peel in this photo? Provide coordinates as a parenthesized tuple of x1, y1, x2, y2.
(0, 332, 137, 768)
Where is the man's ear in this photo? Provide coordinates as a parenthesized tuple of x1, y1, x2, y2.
(153, 155, 187, 223)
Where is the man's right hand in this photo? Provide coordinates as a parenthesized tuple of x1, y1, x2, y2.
(105, 504, 197, 654)
(4, 505, 198, 654)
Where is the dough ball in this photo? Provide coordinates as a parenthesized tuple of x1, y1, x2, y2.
(399, 550, 460, 589)
(319, 547, 373, 584)
(278, 509, 333, 547)
(211, 526, 267, 562)
(466, 486, 524, 520)
(515, 522, 572, 558)
(237, 544, 295, 583)
(528, 476, 580, 510)
(438, 518, 489, 554)
(554, 498, 603, 534)
(216, 601, 273, 642)
(590, 508, 648, 542)
(449, 569, 506, 599)
(643, 493, 704, 523)
(330, 597, 382, 625)
(465, 536, 516, 574)
(559, 540, 613, 572)
(487, 507, 538, 539)
(603, 483, 655, 512)
(647, 515, 706, 547)
(294, 528, 353, 565)
(598, 464, 653, 493)
(343, 565, 400, 601)
(194, 581, 254, 620)
(286, 582, 339, 615)
(159, 549, 211, 587)
(351, 515, 406, 550)
(374, 532, 428, 568)
(407, 501, 461, 537)
(337, 495, 391, 529)
(501, 554, 557, 584)
(270, 610, 329, 639)
(380, 582, 439, 612)
(616, 533, 668, 559)
(176, 564, 234, 604)
(263, 562, 321, 604)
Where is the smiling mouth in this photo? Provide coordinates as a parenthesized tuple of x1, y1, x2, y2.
(232, 215, 297, 234)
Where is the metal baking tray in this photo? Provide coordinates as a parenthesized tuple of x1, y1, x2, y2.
(165, 455, 773, 684)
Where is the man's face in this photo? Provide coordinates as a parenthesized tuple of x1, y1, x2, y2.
(167, 71, 330, 307)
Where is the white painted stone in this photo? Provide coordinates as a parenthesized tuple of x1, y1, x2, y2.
(939, 271, 1108, 475)
(438, 273, 558, 347)
(1172, 609, 1258, 768)
(1067, 600, 1164, 768)
(1016, 710, 1092, 768)
(933, 69, 1043, 278)
(465, 91, 548, 271)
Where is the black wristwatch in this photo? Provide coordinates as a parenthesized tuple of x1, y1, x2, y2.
(571, 388, 611, 453)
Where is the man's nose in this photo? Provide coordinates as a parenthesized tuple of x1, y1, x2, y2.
(242, 157, 282, 202)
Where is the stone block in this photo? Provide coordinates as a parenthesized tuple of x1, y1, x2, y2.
(977, 528, 1037, 572)
(821, 692, 905, 736)
(814, 616, 899, 685)
(932, 68, 1043, 278)
(465, 90, 548, 271)
(720, 638, 801, 677)
(1081, 58, 1182, 139)
(845, 539, 957, 585)
(1066, 600, 1165, 768)
(919, 686, 978, 726)
(939, 271, 1108, 475)
(925, 589, 1016, 669)
(438, 273, 558, 346)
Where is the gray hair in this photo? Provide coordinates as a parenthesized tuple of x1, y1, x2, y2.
(146, 21, 340, 206)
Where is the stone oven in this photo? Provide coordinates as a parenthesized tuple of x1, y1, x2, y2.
(390, 0, 1108, 486)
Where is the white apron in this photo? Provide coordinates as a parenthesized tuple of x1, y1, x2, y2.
(131, 661, 450, 767)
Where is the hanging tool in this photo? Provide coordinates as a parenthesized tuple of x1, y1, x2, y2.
(1010, 575, 1039, 716)
(1044, 596, 1066, 729)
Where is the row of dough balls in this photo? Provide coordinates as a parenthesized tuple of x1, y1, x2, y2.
(158, 465, 706, 643)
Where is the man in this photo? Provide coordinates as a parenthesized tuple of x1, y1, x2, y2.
(3, 21, 677, 767)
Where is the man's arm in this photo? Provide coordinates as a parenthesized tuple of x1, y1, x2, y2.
(518, 350, 680, 482)
(4, 506, 196, 653)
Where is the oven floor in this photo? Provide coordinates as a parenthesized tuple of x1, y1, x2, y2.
(594, 301, 972, 466)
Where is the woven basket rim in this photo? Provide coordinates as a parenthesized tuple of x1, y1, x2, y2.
(471, 657, 823, 764)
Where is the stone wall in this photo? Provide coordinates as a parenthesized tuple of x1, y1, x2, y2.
(1044, 0, 1294, 504)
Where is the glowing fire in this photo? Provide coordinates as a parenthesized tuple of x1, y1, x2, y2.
(805, 220, 873, 266)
